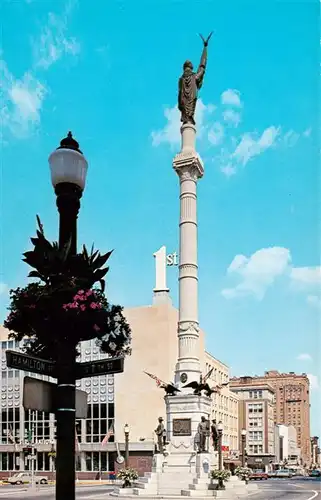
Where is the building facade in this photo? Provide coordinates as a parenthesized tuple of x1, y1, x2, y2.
(229, 380, 275, 471)
(274, 424, 300, 466)
(204, 353, 239, 462)
(230, 371, 311, 466)
(310, 436, 320, 467)
(0, 301, 239, 477)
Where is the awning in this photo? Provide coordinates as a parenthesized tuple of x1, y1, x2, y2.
(223, 459, 242, 465)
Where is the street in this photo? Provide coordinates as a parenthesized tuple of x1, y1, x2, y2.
(0, 479, 319, 499)
(0, 484, 113, 500)
(249, 478, 320, 499)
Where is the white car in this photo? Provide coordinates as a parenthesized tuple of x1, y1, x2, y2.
(6, 472, 48, 485)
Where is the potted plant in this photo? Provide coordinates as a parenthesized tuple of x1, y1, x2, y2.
(4, 216, 132, 364)
(210, 469, 231, 490)
(234, 466, 251, 483)
(116, 467, 139, 488)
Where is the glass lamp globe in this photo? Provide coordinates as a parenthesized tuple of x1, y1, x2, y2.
(48, 132, 88, 190)
(124, 423, 130, 435)
(241, 428, 247, 436)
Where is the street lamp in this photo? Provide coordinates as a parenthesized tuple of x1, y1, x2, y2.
(124, 424, 130, 468)
(217, 421, 224, 490)
(241, 429, 247, 467)
(48, 132, 88, 500)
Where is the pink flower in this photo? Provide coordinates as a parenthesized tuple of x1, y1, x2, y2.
(80, 304, 86, 311)
(70, 302, 78, 309)
(78, 290, 84, 295)
(62, 304, 69, 310)
(93, 324, 100, 332)
(90, 302, 98, 310)
(86, 289, 93, 297)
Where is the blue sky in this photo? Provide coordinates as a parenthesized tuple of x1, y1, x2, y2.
(0, 0, 320, 433)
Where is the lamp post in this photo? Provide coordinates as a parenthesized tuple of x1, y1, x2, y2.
(241, 429, 247, 467)
(124, 424, 130, 468)
(48, 132, 88, 500)
(217, 421, 224, 490)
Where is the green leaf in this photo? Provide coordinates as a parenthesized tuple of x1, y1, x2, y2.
(36, 215, 44, 234)
(90, 250, 99, 264)
(83, 245, 89, 261)
(99, 279, 105, 292)
(92, 250, 113, 270)
(93, 268, 109, 281)
(28, 271, 43, 279)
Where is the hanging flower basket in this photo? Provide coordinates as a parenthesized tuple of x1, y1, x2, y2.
(4, 216, 132, 363)
(116, 467, 138, 488)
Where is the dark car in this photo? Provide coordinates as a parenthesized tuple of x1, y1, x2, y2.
(249, 470, 268, 480)
(309, 470, 321, 478)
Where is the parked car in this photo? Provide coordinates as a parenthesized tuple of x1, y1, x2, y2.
(309, 470, 321, 478)
(249, 470, 268, 481)
(5, 472, 48, 485)
(268, 469, 293, 479)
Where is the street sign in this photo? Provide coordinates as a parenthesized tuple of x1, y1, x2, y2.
(23, 377, 88, 418)
(6, 350, 56, 377)
(75, 356, 124, 379)
(7, 350, 124, 380)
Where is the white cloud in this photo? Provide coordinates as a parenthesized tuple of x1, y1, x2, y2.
(0, 61, 47, 139)
(220, 164, 237, 177)
(283, 130, 300, 148)
(152, 85, 304, 177)
(1, 0, 78, 141)
(32, 2, 80, 69)
(297, 353, 312, 361)
(290, 266, 321, 287)
(303, 127, 312, 137)
(0, 283, 8, 295)
(232, 126, 280, 166)
(208, 122, 224, 146)
(151, 99, 213, 147)
(222, 247, 291, 300)
(221, 89, 242, 108)
(307, 374, 319, 391)
(222, 109, 241, 127)
(307, 295, 321, 309)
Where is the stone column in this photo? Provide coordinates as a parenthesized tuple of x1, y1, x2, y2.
(173, 123, 204, 389)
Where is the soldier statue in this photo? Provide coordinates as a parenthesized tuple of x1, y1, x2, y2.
(178, 32, 213, 125)
(197, 416, 210, 453)
(154, 417, 165, 454)
(211, 419, 219, 451)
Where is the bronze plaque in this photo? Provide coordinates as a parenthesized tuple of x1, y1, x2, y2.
(173, 418, 192, 436)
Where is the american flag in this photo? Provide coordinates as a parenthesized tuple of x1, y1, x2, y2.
(143, 371, 162, 387)
(101, 423, 114, 446)
(202, 367, 214, 384)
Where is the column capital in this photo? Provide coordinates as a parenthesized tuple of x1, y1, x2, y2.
(173, 152, 204, 180)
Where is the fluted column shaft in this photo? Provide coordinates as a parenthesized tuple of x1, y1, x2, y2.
(173, 123, 204, 389)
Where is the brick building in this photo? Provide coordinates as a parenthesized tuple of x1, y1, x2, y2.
(229, 380, 275, 470)
(230, 371, 311, 466)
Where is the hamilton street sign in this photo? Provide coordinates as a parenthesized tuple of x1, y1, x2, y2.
(75, 356, 124, 379)
(6, 350, 56, 377)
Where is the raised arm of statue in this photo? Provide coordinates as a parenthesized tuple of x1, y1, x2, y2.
(196, 32, 212, 88)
